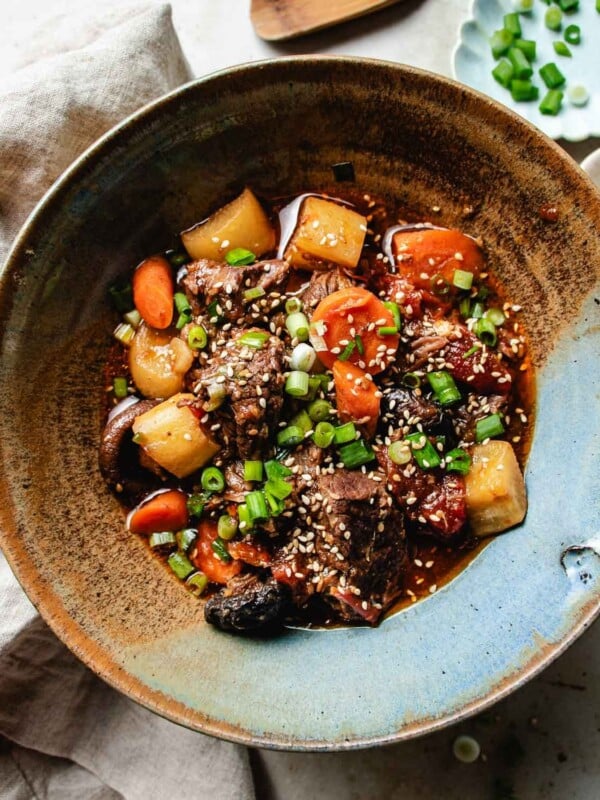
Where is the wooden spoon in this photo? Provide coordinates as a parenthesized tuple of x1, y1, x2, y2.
(251, 0, 404, 42)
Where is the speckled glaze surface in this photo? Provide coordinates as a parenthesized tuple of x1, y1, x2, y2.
(0, 58, 599, 750)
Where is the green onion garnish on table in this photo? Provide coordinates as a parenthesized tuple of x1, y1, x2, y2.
(564, 24, 580, 45)
(545, 5, 562, 31)
(514, 39, 536, 62)
(553, 41, 571, 57)
(511, 79, 539, 102)
(539, 62, 565, 89)
(490, 28, 514, 59)
(540, 89, 564, 116)
(508, 47, 533, 79)
(493, 59, 514, 88)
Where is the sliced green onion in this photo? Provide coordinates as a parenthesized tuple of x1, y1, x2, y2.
(568, 84, 589, 106)
(174, 292, 193, 330)
(355, 334, 364, 355)
(558, 0, 578, 10)
(445, 448, 472, 475)
(508, 46, 533, 80)
(204, 382, 226, 411)
(244, 460, 263, 482)
(307, 399, 332, 422)
(405, 433, 441, 470)
(553, 40, 572, 57)
(388, 440, 412, 465)
(239, 330, 269, 349)
(427, 371, 461, 406)
(113, 376, 128, 398)
(484, 307, 505, 326)
(339, 440, 376, 469)
(453, 735, 481, 764)
(471, 301, 485, 319)
(246, 490, 269, 522)
(285, 297, 302, 314)
(187, 325, 207, 350)
(290, 342, 316, 372)
(492, 58, 514, 89)
(304, 375, 323, 402)
(514, 38, 536, 62)
(185, 572, 208, 597)
(276, 425, 304, 447)
(168, 551, 195, 579)
(333, 422, 357, 445)
(401, 372, 421, 389)
(113, 322, 136, 346)
(512, 0, 533, 11)
(378, 326, 398, 336)
(490, 28, 514, 59)
(540, 89, 564, 116)
(339, 340, 356, 361)
(211, 537, 232, 562)
(474, 318, 498, 347)
(290, 409, 313, 435)
(503, 12, 522, 36)
(217, 514, 238, 540)
(475, 284, 489, 300)
(176, 528, 197, 552)
(243, 286, 266, 301)
(510, 79, 539, 102)
(187, 493, 207, 517)
(463, 344, 481, 359)
(430, 273, 451, 296)
(286, 311, 310, 342)
(475, 413, 505, 442)
(225, 247, 256, 266)
(265, 459, 293, 480)
(237, 503, 253, 533)
(265, 491, 286, 516)
(545, 6, 562, 31)
(285, 370, 310, 397)
(108, 280, 133, 313)
(313, 421, 335, 448)
(264, 478, 293, 500)
(123, 308, 142, 328)
(459, 297, 472, 319)
(539, 62, 565, 89)
(149, 531, 177, 551)
(452, 269, 474, 290)
(383, 300, 402, 331)
(201, 466, 225, 493)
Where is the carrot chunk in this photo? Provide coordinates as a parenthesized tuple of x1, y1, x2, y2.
(311, 287, 399, 374)
(132, 255, 174, 329)
(392, 228, 483, 292)
(333, 360, 380, 438)
(191, 521, 242, 584)
(128, 489, 188, 535)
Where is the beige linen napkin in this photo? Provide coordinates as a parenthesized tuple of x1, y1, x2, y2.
(0, 6, 255, 799)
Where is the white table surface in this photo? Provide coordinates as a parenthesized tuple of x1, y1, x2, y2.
(3, 2, 600, 798)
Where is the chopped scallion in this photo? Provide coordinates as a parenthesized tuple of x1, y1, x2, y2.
(307, 399, 332, 423)
(405, 433, 441, 470)
(545, 6, 562, 31)
(383, 301, 402, 331)
(514, 38, 536, 62)
(339, 440, 376, 469)
(237, 503, 253, 533)
(474, 317, 498, 347)
(459, 297, 472, 319)
(492, 58, 514, 89)
(339, 340, 356, 361)
(490, 28, 514, 59)
(452, 269, 474, 290)
(217, 514, 238, 540)
(113, 322, 136, 346)
(264, 478, 293, 500)
(113, 377, 128, 398)
(285, 297, 302, 314)
(445, 448, 472, 475)
(285, 370, 310, 397)
(244, 460, 264, 482)
(225, 247, 256, 266)
(508, 47, 532, 79)
(510, 78, 539, 102)
(378, 326, 398, 337)
(176, 528, 197, 552)
(123, 308, 142, 328)
(401, 372, 421, 389)
(265, 460, 293, 480)
(564, 24, 580, 45)
(553, 40, 572, 57)
(333, 422, 357, 445)
(187, 493, 208, 517)
(185, 572, 208, 597)
(201, 466, 225, 493)
(167, 551, 195, 579)
(286, 311, 310, 342)
(243, 286, 266, 301)
(211, 537, 232, 562)
(503, 12, 522, 37)
(427, 371, 461, 406)
(471, 301, 485, 319)
(276, 425, 304, 447)
(174, 292, 192, 330)
(475, 413, 505, 442)
(149, 531, 177, 552)
(540, 88, 564, 116)
(430, 273, 451, 296)
(568, 84, 589, 106)
(290, 342, 316, 372)
(239, 330, 270, 349)
(558, 0, 578, 10)
(313, 421, 335, 448)
(187, 325, 207, 350)
(512, 0, 533, 11)
(484, 307, 505, 327)
(290, 409, 313, 435)
(462, 344, 481, 359)
(539, 62, 565, 89)
(246, 490, 269, 522)
(355, 334, 364, 355)
(388, 441, 412, 465)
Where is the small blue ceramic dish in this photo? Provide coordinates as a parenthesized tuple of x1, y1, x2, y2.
(0, 57, 599, 749)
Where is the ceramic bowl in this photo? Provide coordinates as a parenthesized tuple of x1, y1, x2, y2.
(1, 57, 599, 750)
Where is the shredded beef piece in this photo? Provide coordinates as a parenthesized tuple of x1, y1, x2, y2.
(380, 387, 444, 433)
(181, 258, 290, 325)
(190, 331, 285, 460)
(300, 268, 353, 309)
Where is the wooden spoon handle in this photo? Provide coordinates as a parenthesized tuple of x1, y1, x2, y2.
(251, 0, 404, 42)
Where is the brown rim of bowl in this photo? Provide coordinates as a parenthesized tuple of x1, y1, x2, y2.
(1, 56, 599, 751)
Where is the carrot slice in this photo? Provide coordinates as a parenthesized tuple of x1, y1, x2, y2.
(391, 228, 483, 293)
(191, 521, 242, 584)
(333, 360, 380, 438)
(132, 255, 174, 329)
(128, 489, 188, 535)
(228, 539, 271, 568)
(311, 287, 399, 374)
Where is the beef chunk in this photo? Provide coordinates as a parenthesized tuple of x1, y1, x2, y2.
(204, 574, 289, 634)
(452, 392, 508, 445)
(300, 268, 353, 310)
(181, 258, 290, 326)
(190, 331, 285, 460)
(272, 468, 407, 624)
(379, 387, 443, 432)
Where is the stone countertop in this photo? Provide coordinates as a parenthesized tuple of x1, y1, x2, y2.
(3, 2, 599, 797)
